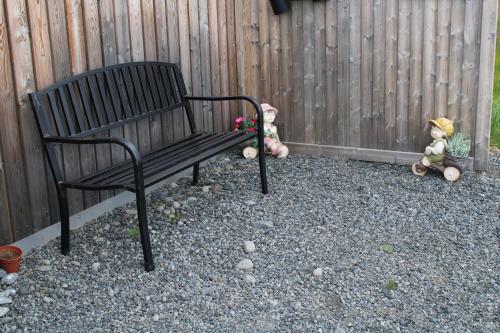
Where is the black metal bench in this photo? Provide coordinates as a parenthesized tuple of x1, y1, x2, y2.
(29, 62, 268, 271)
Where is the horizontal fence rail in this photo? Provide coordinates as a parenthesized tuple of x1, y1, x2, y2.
(0, 0, 497, 245)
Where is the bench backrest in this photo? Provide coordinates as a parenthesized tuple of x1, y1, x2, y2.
(29, 62, 195, 139)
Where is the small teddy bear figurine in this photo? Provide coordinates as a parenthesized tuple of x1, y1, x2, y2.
(241, 103, 289, 159)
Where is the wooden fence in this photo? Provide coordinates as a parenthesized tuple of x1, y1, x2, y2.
(0, 0, 497, 245)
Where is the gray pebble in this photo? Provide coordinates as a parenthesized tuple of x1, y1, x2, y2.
(1, 273, 18, 286)
(0, 307, 9, 318)
(243, 275, 256, 284)
(92, 262, 101, 271)
(202, 186, 210, 193)
(254, 220, 274, 229)
(235, 259, 254, 271)
(245, 200, 256, 206)
(152, 314, 160, 322)
(0, 269, 6, 279)
(313, 268, 323, 277)
(0, 296, 12, 305)
(187, 197, 198, 203)
(37, 265, 51, 272)
(243, 241, 256, 253)
(223, 182, 236, 191)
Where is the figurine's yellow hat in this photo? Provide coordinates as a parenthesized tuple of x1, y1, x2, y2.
(429, 117, 454, 137)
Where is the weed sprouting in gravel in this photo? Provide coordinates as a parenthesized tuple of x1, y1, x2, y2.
(127, 226, 140, 238)
(387, 279, 398, 291)
(379, 244, 394, 254)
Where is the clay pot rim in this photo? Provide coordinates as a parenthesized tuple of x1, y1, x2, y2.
(0, 245, 23, 262)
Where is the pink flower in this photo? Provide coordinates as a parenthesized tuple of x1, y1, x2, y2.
(235, 117, 245, 125)
(251, 118, 257, 125)
(247, 127, 256, 133)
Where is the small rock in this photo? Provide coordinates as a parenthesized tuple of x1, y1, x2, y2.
(103, 224, 110, 231)
(153, 314, 160, 322)
(156, 205, 165, 212)
(92, 262, 101, 271)
(202, 186, 210, 193)
(243, 275, 256, 284)
(243, 241, 256, 253)
(0, 269, 6, 279)
(173, 201, 181, 209)
(236, 259, 254, 271)
(125, 209, 137, 216)
(313, 268, 323, 277)
(170, 182, 179, 189)
(43, 296, 52, 303)
(245, 200, 256, 206)
(223, 182, 236, 191)
(269, 299, 279, 306)
(254, 220, 274, 229)
(0, 289, 15, 297)
(222, 157, 231, 163)
(0, 297, 12, 305)
(37, 265, 51, 272)
(41, 259, 51, 265)
(18, 287, 29, 296)
(0, 307, 9, 318)
(1, 273, 18, 286)
(334, 324, 346, 333)
(187, 197, 198, 203)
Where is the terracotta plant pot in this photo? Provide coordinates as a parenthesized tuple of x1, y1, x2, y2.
(0, 245, 23, 273)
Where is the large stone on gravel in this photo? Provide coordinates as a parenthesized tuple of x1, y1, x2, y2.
(0, 297, 12, 305)
(0, 307, 8, 318)
(243, 241, 256, 253)
(223, 182, 236, 191)
(0, 289, 15, 297)
(1, 273, 18, 286)
(254, 220, 274, 229)
(313, 268, 323, 277)
(0, 269, 6, 279)
(235, 259, 254, 271)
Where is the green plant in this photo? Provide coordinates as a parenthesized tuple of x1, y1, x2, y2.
(491, 99, 500, 147)
(379, 243, 394, 254)
(446, 133, 471, 157)
(386, 279, 398, 291)
(127, 226, 140, 238)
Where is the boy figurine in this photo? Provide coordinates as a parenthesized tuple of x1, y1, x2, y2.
(420, 117, 454, 167)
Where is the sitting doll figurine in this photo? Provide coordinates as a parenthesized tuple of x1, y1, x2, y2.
(412, 117, 457, 179)
(241, 103, 289, 159)
(421, 117, 454, 167)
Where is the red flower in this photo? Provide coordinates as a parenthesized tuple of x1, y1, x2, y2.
(251, 118, 257, 125)
(247, 127, 256, 133)
(235, 117, 245, 125)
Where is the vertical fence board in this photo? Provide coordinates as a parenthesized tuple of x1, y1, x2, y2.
(372, 0, 386, 149)
(0, 0, 33, 239)
(313, 1, 326, 145)
(460, 0, 482, 142)
(303, 0, 315, 144)
(325, 0, 337, 146)
(385, 0, 398, 151)
(6, 0, 51, 231)
(435, 0, 451, 118)
(217, 0, 230, 130)
(447, 0, 465, 126)
(409, 0, 424, 151)
(337, 0, 349, 146)
(279, 12, 292, 142)
(361, 0, 373, 148)
(475, 0, 498, 170)
(396, 0, 411, 151)
(291, 1, 304, 143)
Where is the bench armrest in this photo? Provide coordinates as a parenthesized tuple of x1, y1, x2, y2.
(185, 95, 264, 121)
(44, 136, 143, 166)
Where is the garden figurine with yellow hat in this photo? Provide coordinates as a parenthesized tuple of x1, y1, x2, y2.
(412, 117, 463, 181)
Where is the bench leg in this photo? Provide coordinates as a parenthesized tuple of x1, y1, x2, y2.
(136, 188, 155, 272)
(192, 163, 200, 185)
(57, 185, 70, 255)
(258, 141, 269, 194)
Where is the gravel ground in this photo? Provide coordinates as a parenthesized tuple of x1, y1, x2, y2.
(1, 152, 499, 332)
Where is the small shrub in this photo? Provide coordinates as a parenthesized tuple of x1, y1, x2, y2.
(446, 132, 471, 157)
(386, 279, 398, 291)
(127, 226, 140, 238)
(379, 244, 394, 254)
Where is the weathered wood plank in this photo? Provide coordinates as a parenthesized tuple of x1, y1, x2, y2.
(360, 0, 373, 148)
(372, 0, 386, 149)
(349, 0, 361, 148)
(435, 0, 451, 118)
(188, 0, 203, 131)
(279, 11, 292, 142)
(313, 1, 326, 145)
(409, 0, 424, 151)
(475, 0, 498, 170)
(198, 0, 213, 132)
(259, 0, 271, 104)
(235, 0, 247, 116)
(447, 0, 465, 126)
(421, 0, 437, 148)
(325, 0, 337, 146)
(0, 141, 13, 244)
(177, 0, 192, 134)
(208, 0, 221, 132)
(396, 0, 411, 151)
(226, 0, 239, 124)
(337, 0, 349, 146)
(460, 0, 482, 142)
(0, 0, 33, 239)
(269, 6, 281, 112)
(384, 0, 398, 151)
(6, 0, 51, 231)
(303, 0, 315, 144)
(291, 1, 304, 143)
(218, 0, 230, 130)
